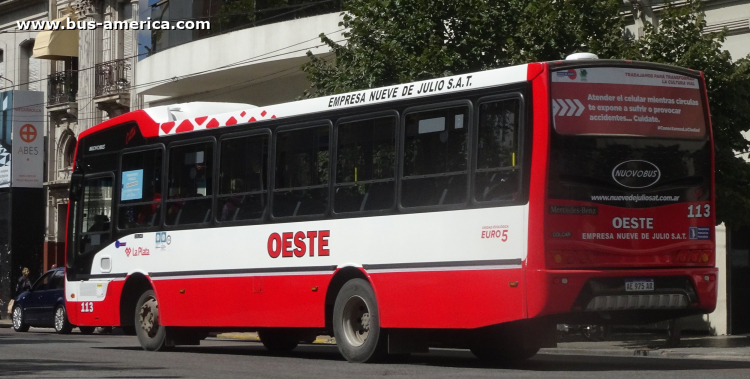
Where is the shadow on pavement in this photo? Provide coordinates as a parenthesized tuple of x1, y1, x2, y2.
(0, 359, 176, 378)
(95, 342, 750, 371)
(0, 333, 96, 345)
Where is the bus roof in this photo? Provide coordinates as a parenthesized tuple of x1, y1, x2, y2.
(78, 59, 700, 141)
(80, 62, 536, 140)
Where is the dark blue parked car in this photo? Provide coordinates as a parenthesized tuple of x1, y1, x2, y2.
(11, 267, 92, 334)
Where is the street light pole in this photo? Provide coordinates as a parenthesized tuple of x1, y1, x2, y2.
(0, 76, 13, 91)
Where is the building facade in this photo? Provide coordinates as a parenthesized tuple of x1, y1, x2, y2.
(43, 0, 140, 273)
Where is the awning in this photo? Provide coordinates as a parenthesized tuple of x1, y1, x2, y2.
(33, 17, 79, 60)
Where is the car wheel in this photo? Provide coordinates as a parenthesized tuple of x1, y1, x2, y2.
(12, 306, 29, 332)
(135, 290, 170, 351)
(79, 326, 96, 335)
(333, 279, 387, 363)
(54, 305, 73, 334)
(258, 329, 299, 353)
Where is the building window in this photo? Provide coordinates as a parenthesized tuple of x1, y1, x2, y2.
(19, 39, 39, 91)
(62, 136, 77, 169)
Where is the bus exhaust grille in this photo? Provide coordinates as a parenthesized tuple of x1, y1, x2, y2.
(585, 294, 689, 311)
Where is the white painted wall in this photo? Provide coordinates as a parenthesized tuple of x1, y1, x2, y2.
(136, 13, 344, 97)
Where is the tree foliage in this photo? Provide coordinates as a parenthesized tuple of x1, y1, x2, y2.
(303, 0, 750, 227)
(621, 0, 750, 227)
(302, 0, 625, 95)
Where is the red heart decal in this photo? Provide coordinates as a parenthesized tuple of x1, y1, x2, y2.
(176, 120, 194, 133)
(195, 116, 208, 125)
(206, 118, 220, 128)
(160, 122, 175, 134)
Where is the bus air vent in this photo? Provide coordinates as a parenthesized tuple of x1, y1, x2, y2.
(585, 294, 688, 311)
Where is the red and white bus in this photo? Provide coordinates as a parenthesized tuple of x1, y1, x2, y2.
(64, 58, 717, 362)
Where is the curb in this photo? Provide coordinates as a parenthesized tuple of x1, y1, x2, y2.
(540, 347, 750, 362)
(215, 332, 336, 345)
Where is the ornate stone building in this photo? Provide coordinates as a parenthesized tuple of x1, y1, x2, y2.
(43, 0, 140, 270)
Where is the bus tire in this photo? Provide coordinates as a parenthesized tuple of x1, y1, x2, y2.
(54, 305, 73, 334)
(12, 306, 29, 332)
(333, 278, 386, 363)
(135, 290, 170, 351)
(79, 326, 96, 335)
(258, 329, 299, 353)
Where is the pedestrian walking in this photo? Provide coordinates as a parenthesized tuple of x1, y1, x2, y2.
(16, 267, 32, 295)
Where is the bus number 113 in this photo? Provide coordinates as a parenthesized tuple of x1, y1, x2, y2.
(81, 302, 94, 313)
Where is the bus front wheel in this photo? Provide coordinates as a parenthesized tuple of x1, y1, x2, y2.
(135, 290, 170, 351)
(333, 279, 387, 363)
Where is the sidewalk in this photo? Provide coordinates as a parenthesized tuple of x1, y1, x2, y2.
(0, 319, 10, 328)
(542, 333, 750, 361)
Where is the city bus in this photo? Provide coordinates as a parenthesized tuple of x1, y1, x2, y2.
(63, 58, 717, 363)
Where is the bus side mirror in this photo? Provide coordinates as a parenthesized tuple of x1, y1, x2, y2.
(70, 173, 83, 201)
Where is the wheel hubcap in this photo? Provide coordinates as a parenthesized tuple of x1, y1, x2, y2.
(12, 308, 21, 329)
(55, 308, 65, 331)
(139, 297, 159, 338)
(342, 295, 370, 347)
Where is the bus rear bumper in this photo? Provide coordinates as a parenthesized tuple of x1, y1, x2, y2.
(527, 267, 718, 324)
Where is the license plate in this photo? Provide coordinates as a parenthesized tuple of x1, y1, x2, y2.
(625, 279, 654, 292)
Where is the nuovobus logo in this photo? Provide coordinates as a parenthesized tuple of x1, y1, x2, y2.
(612, 160, 661, 189)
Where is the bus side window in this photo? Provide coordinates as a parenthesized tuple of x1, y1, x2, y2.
(334, 116, 396, 213)
(166, 142, 214, 226)
(118, 148, 163, 229)
(217, 133, 269, 222)
(273, 125, 330, 218)
(401, 105, 469, 208)
(474, 99, 521, 202)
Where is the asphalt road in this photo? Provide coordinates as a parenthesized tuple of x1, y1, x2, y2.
(2, 327, 750, 378)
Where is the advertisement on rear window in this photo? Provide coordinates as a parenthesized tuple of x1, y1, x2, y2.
(551, 67, 705, 139)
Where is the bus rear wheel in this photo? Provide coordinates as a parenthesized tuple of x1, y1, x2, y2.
(333, 279, 387, 363)
(258, 329, 299, 353)
(135, 290, 170, 351)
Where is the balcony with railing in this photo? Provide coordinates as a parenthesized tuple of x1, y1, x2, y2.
(144, 0, 343, 58)
(48, 70, 78, 106)
(94, 58, 131, 117)
(95, 58, 131, 97)
(47, 70, 78, 122)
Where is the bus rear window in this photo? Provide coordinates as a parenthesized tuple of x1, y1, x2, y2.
(550, 67, 706, 139)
